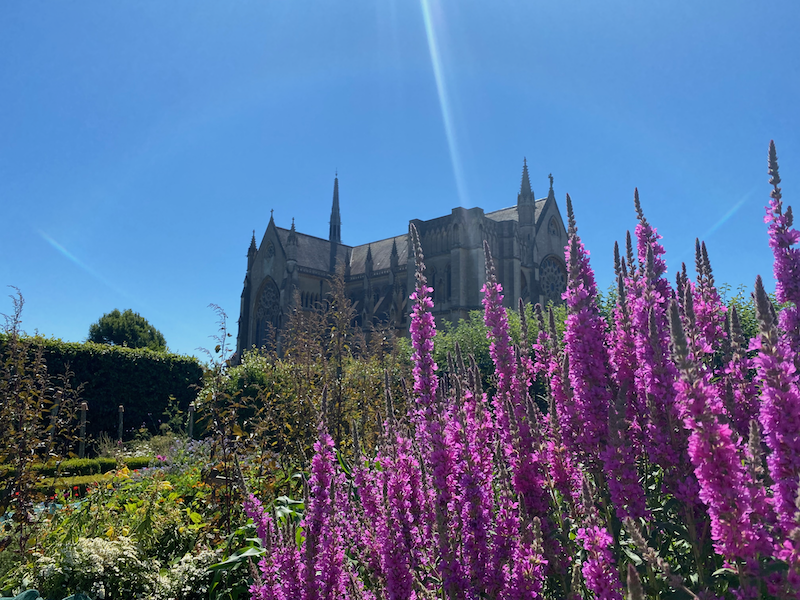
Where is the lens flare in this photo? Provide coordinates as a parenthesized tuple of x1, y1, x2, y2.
(420, 0, 469, 206)
(38, 230, 132, 300)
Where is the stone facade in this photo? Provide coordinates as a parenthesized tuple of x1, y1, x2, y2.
(236, 160, 569, 354)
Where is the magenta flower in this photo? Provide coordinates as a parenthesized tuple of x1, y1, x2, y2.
(670, 300, 768, 562)
(562, 194, 612, 468)
(692, 239, 727, 358)
(753, 276, 800, 541)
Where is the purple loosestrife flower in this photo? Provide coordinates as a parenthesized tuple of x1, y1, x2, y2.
(500, 518, 547, 600)
(576, 480, 623, 600)
(379, 435, 426, 600)
(766, 141, 800, 308)
(562, 194, 613, 468)
(482, 242, 548, 512)
(765, 141, 800, 367)
(609, 269, 646, 453)
(692, 239, 727, 357)
(488, 488, 518, 597)
(724, 306, 759, 438)
(245, 491, 304, 600)
(753, 276, 800, 540)
(575, 525, 622, 600)
(409, 223, 463, 598)
(353, 460, 387, 581)
(601, 388, 649, 521)
(453, 387, 495, 595)
(670, 300, 768, 562)
(481, 242, 523, 436)
(628, 199, 693, 502)
(634, 188, 668, 281)
(538, 335, 583, 508)
(303, 424, 347, 600)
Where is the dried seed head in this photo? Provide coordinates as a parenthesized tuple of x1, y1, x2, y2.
(484, 240, 497, 285)
(694, 238, 703, 280)
(566, 193, 577, 236)
(634, 188, 647, 226)
(626, 563, 644, 600)
(626, 230, 636, 274)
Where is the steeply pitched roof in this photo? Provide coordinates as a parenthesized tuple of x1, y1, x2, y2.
(349, 234, 408, 275)
(485, 198, 548, 225)
(275, 228, 349, 272)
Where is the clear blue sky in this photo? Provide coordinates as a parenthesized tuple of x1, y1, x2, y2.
(1, 1, 798, 358)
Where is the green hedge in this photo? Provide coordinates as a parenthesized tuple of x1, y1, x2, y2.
(1, 456, 163, 479)
(0, 335, 204, 439)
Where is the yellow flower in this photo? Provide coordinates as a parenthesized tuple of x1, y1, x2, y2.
(105, 526, 114, 538)
(178, 527, 186, 534)
(160, 481, 173, 491)
(121, 527, 130, 536)
(106, 483, 114, 490)
(117, 466, 130, 479)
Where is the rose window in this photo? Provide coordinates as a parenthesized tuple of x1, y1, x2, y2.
(540, 256, 566, 304)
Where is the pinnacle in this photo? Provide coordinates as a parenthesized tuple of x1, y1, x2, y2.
(520, 157, 533, 198)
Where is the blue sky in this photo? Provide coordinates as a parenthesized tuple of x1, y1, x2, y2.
(1, 1, 798, 358)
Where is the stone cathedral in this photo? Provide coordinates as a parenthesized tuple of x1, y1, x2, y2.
(236, 160, 569, 355)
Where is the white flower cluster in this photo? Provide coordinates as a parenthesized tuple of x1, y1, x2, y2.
(155, 547, 223, 600)
(31, 536, 159, 599)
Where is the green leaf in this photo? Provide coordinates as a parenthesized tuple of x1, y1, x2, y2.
(208, 546, 266, 571)
(622, 547, 643, 566)
(188, 510, 203, 524)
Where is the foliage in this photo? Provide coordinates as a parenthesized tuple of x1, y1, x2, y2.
(0, 290, 82, 559)
(87, 309, 167, 352)
(1, 440, 237, 599)
(433, 301, 567, 384)
(0, 335, 203, 440)
(199, 275, 411, 476)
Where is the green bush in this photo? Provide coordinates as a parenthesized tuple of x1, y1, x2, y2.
(0, 335, 203, 439)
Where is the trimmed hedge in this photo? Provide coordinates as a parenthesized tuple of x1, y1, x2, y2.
(0, 456, 162, 479)
(0, 335, 204, 439)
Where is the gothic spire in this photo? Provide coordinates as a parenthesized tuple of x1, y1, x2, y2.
(518, 157, 533, 202)
(329, 173, 341, 244)
(547, 173, 555, 201)
(522, 158, 532, 194)
(248, 230, 257, 254)
(288, 218, 298, 244)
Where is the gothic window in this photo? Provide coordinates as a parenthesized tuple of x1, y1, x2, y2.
(255, 277, 280, 347)
(548, 217, 560, 237)
(540, 256, 567, 305)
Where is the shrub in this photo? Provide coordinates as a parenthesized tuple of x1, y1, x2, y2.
(0, 337, 203, 440)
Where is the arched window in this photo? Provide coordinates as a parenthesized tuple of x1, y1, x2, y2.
(548, 217, 560, 237)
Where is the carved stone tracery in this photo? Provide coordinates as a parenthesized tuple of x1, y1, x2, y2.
(540, 256, 566, 305)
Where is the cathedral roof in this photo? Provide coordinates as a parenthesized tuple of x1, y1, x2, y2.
(485, 198, 548, 224)
(349, 234, 408, 275)
(275, 228, 350, 273)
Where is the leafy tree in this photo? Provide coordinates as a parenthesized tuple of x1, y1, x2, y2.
(88, 309, 167, 351)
